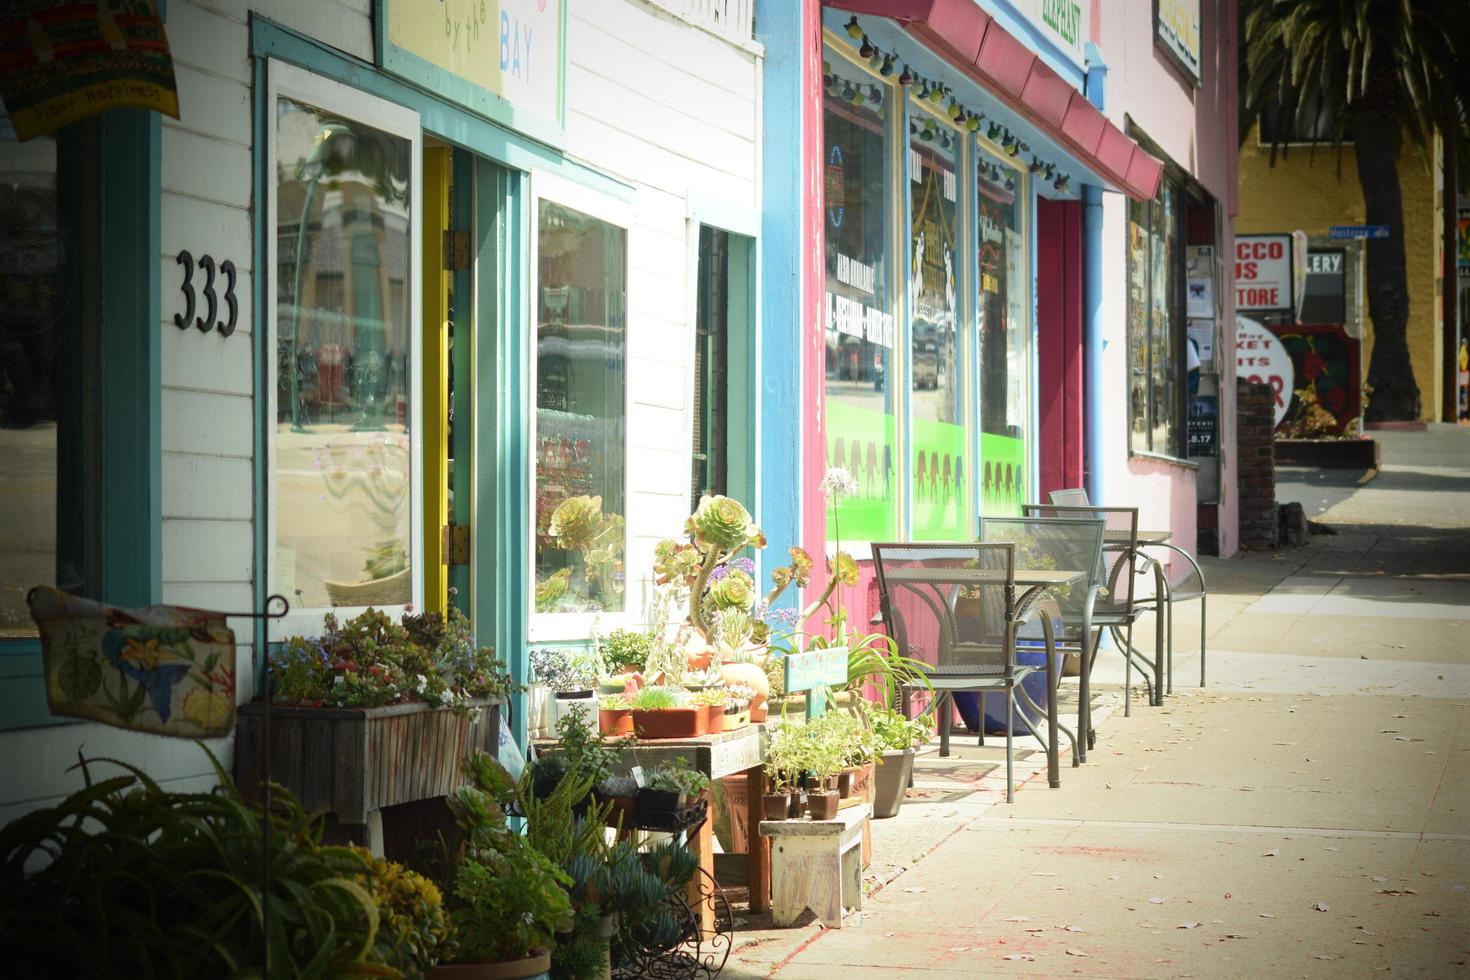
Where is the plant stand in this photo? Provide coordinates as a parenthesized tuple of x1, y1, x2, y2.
(759, 803, 870, 928)
(235, 698, 501, 854)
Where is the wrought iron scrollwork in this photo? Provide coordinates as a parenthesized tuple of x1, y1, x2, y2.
(611, 866, 733, 979)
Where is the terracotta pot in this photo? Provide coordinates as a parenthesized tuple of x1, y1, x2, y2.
(723, 708, 750, 731)
(599, 707, 633, 736)
(762, 792, 792, 821)
(630, 707, 703, 739)
(701, 703, 726, 733)
(427, 949, 551, 979)
(719, 661, 769, 719)
(807, 790, 839, 820)
(852, 760, 876, 803)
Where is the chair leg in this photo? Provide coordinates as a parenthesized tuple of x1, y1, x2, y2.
(1123, 621, 1133, 718)
(1165, 592, 1174, 697)
(1080, 629, 1098, 758)
(939, 692, 952, 758)
(1199, 594, 1208, 688)
(1005, 686, 1014, 803)
(1154, 592, 1166, 707)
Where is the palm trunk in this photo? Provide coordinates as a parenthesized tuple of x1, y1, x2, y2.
(1354, 106, 1421, 422)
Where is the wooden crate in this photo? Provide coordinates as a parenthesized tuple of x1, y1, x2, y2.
(234, 699, 501, 824)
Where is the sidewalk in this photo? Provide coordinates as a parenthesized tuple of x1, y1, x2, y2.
(725, 432, 1470, 977)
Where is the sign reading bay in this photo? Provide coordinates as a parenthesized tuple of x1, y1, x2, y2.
(784, 647, 848, 720)
(379, 0, 564, 139)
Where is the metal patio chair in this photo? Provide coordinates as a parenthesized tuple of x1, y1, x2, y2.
(871, 542, 1061, 802)
(979, 514, 1106, 765)
(1023, 504, 1160, 746)
(1048, 487, 1209, 698)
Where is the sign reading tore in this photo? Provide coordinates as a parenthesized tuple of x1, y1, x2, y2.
(1234, 234, 1294, 312)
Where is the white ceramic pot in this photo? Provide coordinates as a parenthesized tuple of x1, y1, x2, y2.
(552, 691, 596, 729)
(527, 683, 552, 736)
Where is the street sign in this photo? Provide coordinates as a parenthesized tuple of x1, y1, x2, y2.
(1235, 316, 1295, 427)
(784, 646, 848, 720)
(1234, 234, 1293, 311)
(1328, 225, 1389, 240)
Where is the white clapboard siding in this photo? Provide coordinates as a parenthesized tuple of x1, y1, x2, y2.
(631, 403, 689, 451)
(163, 456, 255, 521)
(162, 389, 254, 457)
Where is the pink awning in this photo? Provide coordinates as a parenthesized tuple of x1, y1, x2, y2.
(826, 0, 1163, 200)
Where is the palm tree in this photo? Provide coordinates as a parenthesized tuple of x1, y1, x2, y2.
(1241, 0, 1466, 422)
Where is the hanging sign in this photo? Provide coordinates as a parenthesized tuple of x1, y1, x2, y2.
(27, 586, 237, 738)
(0, 0, 179, 142)
(1155, 0, 1201, 84)
(1235, 234, 1293, 312)
(378, 0, 564, 137)
(784, 646, 848, 720)
(1235, 315, 1295, 427)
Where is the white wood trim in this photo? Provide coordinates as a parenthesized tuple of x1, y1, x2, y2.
(527, 171, 637, 643)
(266, 60, 424, 640)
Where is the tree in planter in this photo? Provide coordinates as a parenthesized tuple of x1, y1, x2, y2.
(1241, 0, 1467, 421)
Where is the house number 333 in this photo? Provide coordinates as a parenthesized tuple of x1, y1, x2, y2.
(173, 249, 239, 337)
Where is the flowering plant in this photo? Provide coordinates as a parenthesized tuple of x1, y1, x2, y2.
(356, 847, 454, 978)
(269, 607, 514, 710)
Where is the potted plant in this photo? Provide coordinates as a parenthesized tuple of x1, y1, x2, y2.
(358, 847, 455, 978)
(239, 607, 514, 828)
(600, 628, 652, 676)
(628, 686, 703, 739)
(596, 773, 639, 828)
(689, 687, 730, 734)
(723, 683, 754, 731)
(869, 705, 931, 818)
(762, 723, 811, 819)
(598, 694, 634, 736)
(802, 722, 846, 821)
(636, 760, 710, 818)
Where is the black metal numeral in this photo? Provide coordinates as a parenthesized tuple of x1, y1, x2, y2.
(173, 250, 195, 329)
(218, 259, 238, 337)
(196, 254, 218, 333)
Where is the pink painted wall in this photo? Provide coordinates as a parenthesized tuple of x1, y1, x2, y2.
(1091, 0, 1240, 562)
(801, 0, 829, 612)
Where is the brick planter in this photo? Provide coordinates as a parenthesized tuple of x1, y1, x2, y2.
(1274, 438, 1380, 469)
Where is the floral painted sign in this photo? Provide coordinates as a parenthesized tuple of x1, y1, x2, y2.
(27, 587, 236, 737)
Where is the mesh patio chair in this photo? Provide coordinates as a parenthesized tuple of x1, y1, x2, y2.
(871, 542, 1060, 803)
(1023, 504, 1161, 745)
(1048, 487, 1209, 698)
(979, 515, 1105, 766)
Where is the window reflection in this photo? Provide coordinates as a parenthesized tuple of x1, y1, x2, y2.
(274, 98, 413, 609)
(534, 200, 627, 616)
(822, 51, 897, 542)
(977, 155, 1027, 516)
(909, 111, 965, 539)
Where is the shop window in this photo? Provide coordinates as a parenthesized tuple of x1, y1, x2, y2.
(822, 48, 897, 542)
(0, 117, 99, 639)
(908, 107, 966, 539)
(692, 225, 729, 510)
(1128, 180, 1185, 457)
(533, 198, 627, 619)
(270, 69, 420, 624)
(977, 153, 1029, 516)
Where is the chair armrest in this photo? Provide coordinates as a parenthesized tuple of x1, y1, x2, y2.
(1138, 542, 1207, 598)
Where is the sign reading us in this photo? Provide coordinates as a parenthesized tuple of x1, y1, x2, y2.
(380, 0, 564, 134)
(1235, 234, 1293, 312)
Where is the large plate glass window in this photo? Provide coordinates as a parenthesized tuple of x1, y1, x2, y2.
(822, 48, 897, 542)
(908, 105, 965, 539)
(532, 190, 628, 625)
(977, 152, 1028, 516)
(1127, 178, 1184, 456)
(268, 63, 422, 631)
(0, 111, 98, 637)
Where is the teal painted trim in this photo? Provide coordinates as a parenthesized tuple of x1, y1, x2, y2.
(0, 643, 57, 730)
(966, 140, 983, 536)
(252, 54, 271, 685)
(98, 108, 162, 607)
(475, 159, 531, 749)
(252, 18, 628, 202)
(724, 234, 758, 518)
(449, 148, 476, 613)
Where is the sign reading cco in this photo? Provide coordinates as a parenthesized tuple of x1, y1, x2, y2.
(1235, 234, 1293, 312)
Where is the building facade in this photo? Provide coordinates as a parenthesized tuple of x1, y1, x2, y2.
(0, 0, 763, 818)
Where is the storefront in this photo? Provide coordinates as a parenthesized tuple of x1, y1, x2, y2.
(1, 0, 764, 814)
(757, 0, 1163, 620)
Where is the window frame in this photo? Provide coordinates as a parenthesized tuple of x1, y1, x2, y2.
(1126, 173, 1188, 461)
(264, 60, 425, 640)
(526, 169, 635, 642)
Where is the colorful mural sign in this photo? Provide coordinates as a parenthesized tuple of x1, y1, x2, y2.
(0, 0, 179, 142)
(825, 401, 896, 543)
(1272, 322, 1361, 434)
(27, 587, 237, 738)
(980, 432, 1026, 517)
(380, 0, 563, 132)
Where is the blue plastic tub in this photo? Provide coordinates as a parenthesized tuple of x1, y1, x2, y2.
(951, 643, 1050, 735)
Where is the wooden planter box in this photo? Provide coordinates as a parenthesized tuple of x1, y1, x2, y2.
(234, 699, 502, 825)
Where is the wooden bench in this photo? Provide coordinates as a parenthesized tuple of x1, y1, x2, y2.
(759, 803, 869, 928)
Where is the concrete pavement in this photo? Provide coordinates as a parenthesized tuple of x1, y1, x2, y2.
(726, 428, 1470, 978)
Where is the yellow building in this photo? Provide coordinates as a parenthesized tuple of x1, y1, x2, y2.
(1237, 124, 1448, 422)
